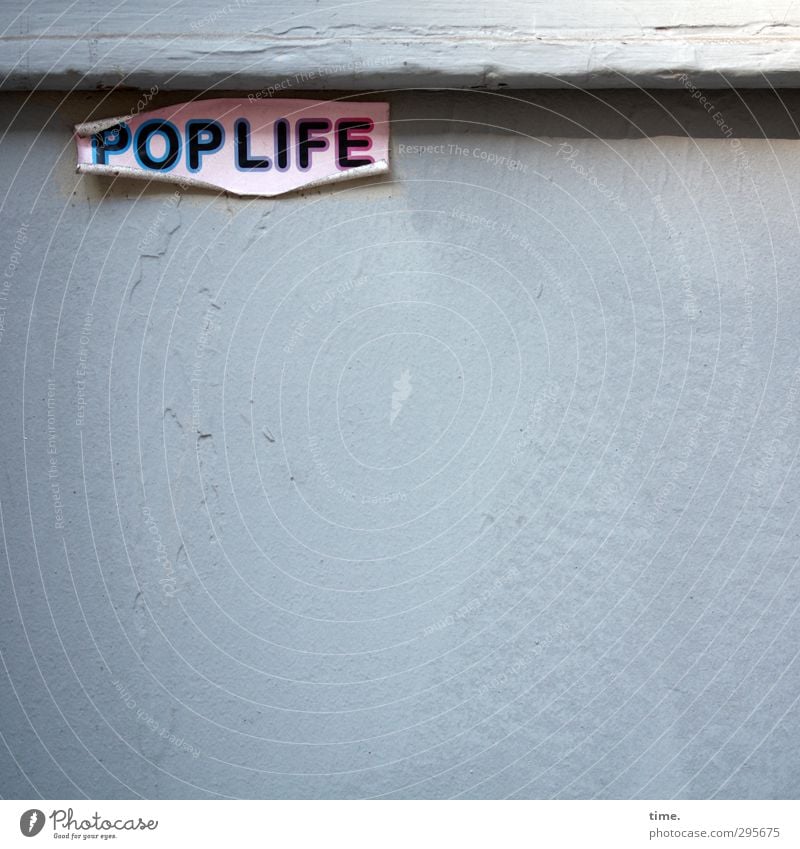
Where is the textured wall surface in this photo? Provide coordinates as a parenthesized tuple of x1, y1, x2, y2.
(1, 89, 799, 799)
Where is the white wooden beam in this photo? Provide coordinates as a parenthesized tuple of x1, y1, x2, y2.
(2, 1, 800, 90)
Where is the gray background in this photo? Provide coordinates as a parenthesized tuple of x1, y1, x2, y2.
(1, 89, 799, 799)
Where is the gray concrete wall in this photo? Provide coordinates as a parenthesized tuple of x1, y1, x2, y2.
(1, 89, 799, 799)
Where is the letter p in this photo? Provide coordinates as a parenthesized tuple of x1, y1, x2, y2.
(92, 123, 131, 165)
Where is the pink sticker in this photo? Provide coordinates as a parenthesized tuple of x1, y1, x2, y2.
(75, 98, 390, 197)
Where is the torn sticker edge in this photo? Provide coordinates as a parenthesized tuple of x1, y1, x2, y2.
(75, 116, 134, 136)
(73, 99, 391, 138)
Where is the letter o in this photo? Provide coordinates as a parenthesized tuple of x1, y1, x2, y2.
(135, 120, 181, 171)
